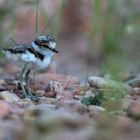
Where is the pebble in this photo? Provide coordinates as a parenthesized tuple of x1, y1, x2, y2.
(73, 95, 83, 100)
(17, 98, 34, 108)
(38, 97, 57, 104)
(45, 81, 62, 94)
(127, 101, 140, 119)
(88, 105, 106, 118)
(35, 90, 45, 96)
(35, 104, 56, 111)
(44, 91, 56, 98)
(85, 90, 95, 97)
(56, 91, 73, 100)
(66, 84, 83, 95)
(0, 100, 11, 118)
(0, 79, 6, 85)
(36, 108, 84, 131)
(56, 99, 87, 113)
(134, 87, 140, 95)
(0, 91, 20, 103)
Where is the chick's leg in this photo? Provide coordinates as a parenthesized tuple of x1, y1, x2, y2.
(24, 69, 42, 101)
(19, 63, 28, 98)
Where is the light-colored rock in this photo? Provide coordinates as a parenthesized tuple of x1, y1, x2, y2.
(73, 95, 83, 100)
(45, 81, 63, 94)
(134, 87, 140, 95)
(38, 97, 57, 104)
(88, 105, 106, 112)
(0, 91, 20, 103)
(35, 104, 56, 111)
(0, 79, 6, 85)
(0, 100, 11, 118)
(35, 90, 45, 96)
(127, 101, 140, 119)
(17, 98, 34, 108)
(56, 91, 73, 100)
(56, 99, 86, 113)
(88, 76, 134, 99)
(36, 108, 85, 131)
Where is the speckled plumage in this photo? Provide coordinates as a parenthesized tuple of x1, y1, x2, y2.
(3, 35, 58, 70)
(3, 44, 29, 54)
(2, 34, 58, 100)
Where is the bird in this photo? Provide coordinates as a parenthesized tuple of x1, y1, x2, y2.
(2, 34, 59, 101)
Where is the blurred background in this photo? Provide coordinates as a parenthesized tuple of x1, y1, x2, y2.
(0, 0, 140, 80)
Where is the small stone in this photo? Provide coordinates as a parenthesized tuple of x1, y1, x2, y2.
(35, 90, 45, 96)
(44, 91, 56, 98)
(23, 104, 56, 119)
(0, 119, 23, 140)
(131, 94, 139, 100)
(35, 104, 56, 111)
(88, 105, 106, 118)
(126, 78, 140, 87)
(85, 90, 95, 97)
(73, 95, 83, 100)
(0, 100, 11, 118)
(66, 84, 83, 95)
(88, 105, 105, 113)
(134, 88, 140, 95)
(0, 79, 6, 85)
(79, 91, 86, 96)
(88, 76, 134, 99)
(127, 101, 140, 120)
(56, 91, 73, 100)
(45, 81, 62, 94)
(0, 91, 20, 103)
(38, 97, 57, 104)
(88, 76, 105, 87)
(56, 99, 86, 113)
(17, 98, 34, 108)
(130, 88, 140, 100)
(122, 98, 132, 110)
(117, 116, 132, 128)
(36, 108, 84, 131)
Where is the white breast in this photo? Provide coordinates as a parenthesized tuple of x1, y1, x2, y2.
(21, 51, 37, 62)
(21, 51, 52, 70)
(35, 56, 51, 70)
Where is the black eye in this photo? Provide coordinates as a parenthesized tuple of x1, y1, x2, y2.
(34, 35, 55, 47)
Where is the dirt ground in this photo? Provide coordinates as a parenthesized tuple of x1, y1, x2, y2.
(0, 0, 140, 140)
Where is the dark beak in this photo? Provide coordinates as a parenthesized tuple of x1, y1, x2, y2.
(52, 48, 59, 53)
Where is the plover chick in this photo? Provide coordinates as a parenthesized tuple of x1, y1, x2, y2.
(3, 34, 59, 100)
